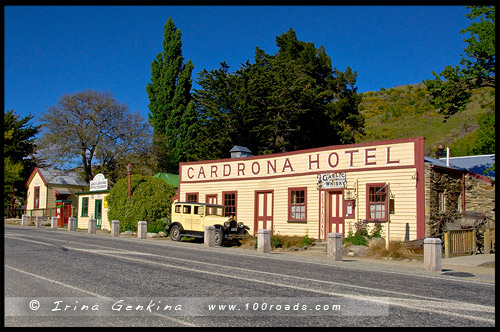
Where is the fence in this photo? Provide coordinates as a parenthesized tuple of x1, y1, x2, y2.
(4, 207, 25, 219)
(443, 227, 495, 258)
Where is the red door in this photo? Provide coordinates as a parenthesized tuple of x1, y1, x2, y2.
(254, 191, 273, 234)
(328, 191, 345, 236)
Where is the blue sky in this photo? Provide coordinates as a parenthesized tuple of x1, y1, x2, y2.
(4, 5, 472, 127)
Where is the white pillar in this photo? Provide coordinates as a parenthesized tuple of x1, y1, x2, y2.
(257, 229, 271, 253)
(138, 221, 147, 239)
(204, 225, 215, 247)
(21, 215, 29, 226)
(111, 220, 120, 237)
(88, 218, 96, 234)
(35, 216, 42, 228)
(424, 238, 442, 272)
(51, 217, 58, 230)
(68, 217, 77, 231)
(327, 233, 343, 261)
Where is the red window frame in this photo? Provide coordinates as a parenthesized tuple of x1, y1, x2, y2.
(222, 191, 237, 218)
(186, 192, 199, 202)
(366, 183, 388, 222)
(34, 186, 40, 209)
(288, 187, 307, 222)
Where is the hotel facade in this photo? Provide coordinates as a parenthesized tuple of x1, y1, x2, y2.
(176, 137, 426, 243)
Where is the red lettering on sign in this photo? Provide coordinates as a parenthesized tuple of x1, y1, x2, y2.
(309, 154, 320, 170)
(211, 165, 218, 178)
(223, 164, 231, 177)
(345, 150, 359, 167)
(386, 147, 400, 164)
(198, 167, 206, 179)
(187, 167, 194, 179)
(365, 148, 377, 166)
(252, 161, 260, 175)
(237, 163, 245, 176)
(282, 158, 294, 173)
(267, 160, 277, 174)
(328, 152, 339, 168)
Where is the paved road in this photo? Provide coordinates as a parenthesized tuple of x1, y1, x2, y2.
(4, 225, 495, 327)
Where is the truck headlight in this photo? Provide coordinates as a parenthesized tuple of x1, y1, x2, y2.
(238, 222, 244, 228)
(224, 221, 230, 228)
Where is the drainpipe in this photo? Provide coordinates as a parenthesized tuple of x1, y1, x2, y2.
(462, 173, 466, 211)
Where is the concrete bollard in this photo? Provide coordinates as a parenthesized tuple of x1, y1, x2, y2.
(204, 225, 216, 247)
(35, 216, 42, 228)
(111, 220, 120, 237)
(327, 232, 343, 261)
(88, 218, 96, 234)
(424, 238, 442, 272)
(21, 215, 29, 226)
(51, 217, 58, 229)
(257, 229, 271, 253)
(68, 217, 77, 231)
(138, 221, 147, 239)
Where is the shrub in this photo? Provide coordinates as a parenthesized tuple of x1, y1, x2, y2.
(107, 175, 176, 232)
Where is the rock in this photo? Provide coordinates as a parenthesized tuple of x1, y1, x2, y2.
(347, 245, 370, 256)
(289, 245, 299, 251)
(348, 252, 355, 257)
(158, 231, 167, 237)
(147, 232, 159, 238)
(368, 237, 386, 248)
(121, 231, 134, 235)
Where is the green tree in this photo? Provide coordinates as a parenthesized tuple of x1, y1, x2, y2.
(146, 17, 196, 173)
(3, 110, 41, 210)
(193, 28, 364, 159)
(106, 175, 176, 232)
(39, 90, 151, 184)
(424, 6, 495, 117)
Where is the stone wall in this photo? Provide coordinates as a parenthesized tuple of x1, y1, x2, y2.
(424, 164, 463, 237)
(464, 174, 495, 223)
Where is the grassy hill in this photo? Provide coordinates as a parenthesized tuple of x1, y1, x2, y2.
(355, 84, 495, 156)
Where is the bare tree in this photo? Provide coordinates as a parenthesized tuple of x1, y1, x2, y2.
(39, 90, 152, 183)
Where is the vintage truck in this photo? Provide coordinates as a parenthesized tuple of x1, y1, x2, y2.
(166, 202, 250, 246)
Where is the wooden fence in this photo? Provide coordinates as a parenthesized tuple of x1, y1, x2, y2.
(444, 227, 495, 258)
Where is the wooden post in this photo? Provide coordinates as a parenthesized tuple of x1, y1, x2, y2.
(444, 231, 450, 258)
(484, 228, 491, 254)
(472, 229, 477, 255)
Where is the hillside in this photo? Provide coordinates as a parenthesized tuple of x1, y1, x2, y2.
(355, 84, 495, 156)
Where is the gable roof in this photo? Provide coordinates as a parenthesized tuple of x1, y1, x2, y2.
(153, 173, 179, 188)
(439, 154, 495, 180)
(27, 167, 88, 187)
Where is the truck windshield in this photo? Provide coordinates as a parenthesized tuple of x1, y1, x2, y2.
(206, 206, 224, 217)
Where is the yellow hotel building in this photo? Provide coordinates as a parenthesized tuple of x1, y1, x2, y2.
(176, 137, 426, 243)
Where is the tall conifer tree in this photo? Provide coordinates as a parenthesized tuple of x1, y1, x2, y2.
(146, 17, 194, 173)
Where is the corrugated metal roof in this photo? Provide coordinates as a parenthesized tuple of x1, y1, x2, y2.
(440, 154, 495, 180)
(38, 168, 88, 186)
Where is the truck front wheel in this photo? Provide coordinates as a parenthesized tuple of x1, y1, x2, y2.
(214, 228, 224, 246)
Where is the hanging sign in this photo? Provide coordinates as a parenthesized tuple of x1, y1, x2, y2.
(317, 173, 346, 189)
(90, 173, 108, 191)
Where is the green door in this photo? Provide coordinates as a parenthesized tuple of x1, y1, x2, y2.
(95, 199, 102, 229)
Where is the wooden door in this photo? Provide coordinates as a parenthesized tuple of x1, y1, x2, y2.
(328, 191, 345, 236)
(254, 191, 273, 234)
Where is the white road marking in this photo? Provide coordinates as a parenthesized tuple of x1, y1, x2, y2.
(4, 265, 198, 327)
(6, 235, 495, 324)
